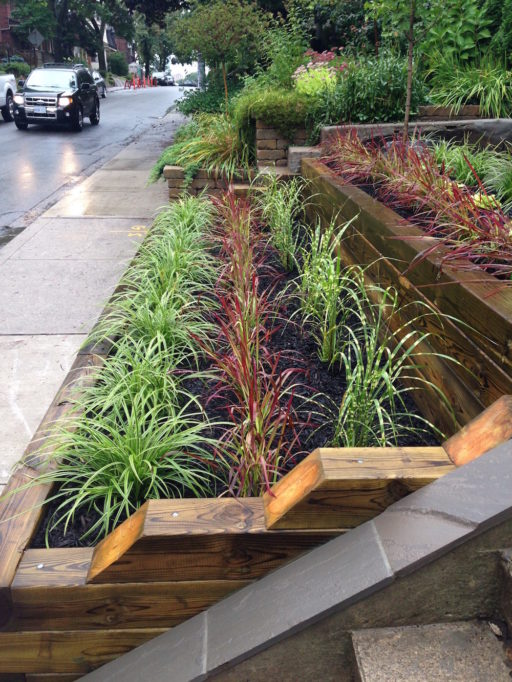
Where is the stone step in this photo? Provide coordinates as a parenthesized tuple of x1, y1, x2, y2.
(287, 145, 322, 173)
(352, 621, 510, 682)
(257, 164, 297, 179)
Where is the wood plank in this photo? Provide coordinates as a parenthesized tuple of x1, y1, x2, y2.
(88, 498, 339, 584)
(0, 629, 166, 674)
(303, 158, 512, 374)
(443, 395, 512, 466)
(12, 549, 94, 589)
(263, 447, 455, 530)
(10, 577, 250, 631)
(25, 673, 82, 682)
(0, 467, 52, 628)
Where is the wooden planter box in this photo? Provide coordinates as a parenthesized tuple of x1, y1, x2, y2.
(1, 185, 510, 677)
(302, 157, 512, 434)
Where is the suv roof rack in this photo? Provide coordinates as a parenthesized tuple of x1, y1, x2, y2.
(42, 62, 85, 70)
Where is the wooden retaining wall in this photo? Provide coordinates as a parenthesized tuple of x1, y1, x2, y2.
(302, 158, 512, 434)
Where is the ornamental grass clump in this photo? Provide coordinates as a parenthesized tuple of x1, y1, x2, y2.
(333, 280, 449, 448)
(324, 131, 512, 279)
(149, 114, 249, 185)
(15, 196, 223, 543)
(296, 218, 358, 365)
(201, 192, 308, 496)
(258, 175, 305, 272)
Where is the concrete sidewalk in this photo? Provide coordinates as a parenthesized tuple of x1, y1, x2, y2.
(0, 113, 185, 492)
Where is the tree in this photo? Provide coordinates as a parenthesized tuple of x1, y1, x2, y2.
(8, 0, 56, 46)
(173, 0, 268, 108)
(366, 0, 430, 139)
(123, 0, 188, 26)
(133, 13, 158, 76)
(74, 0, 134, 73)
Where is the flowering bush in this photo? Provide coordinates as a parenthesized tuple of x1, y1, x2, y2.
(293, 48, 348, 97)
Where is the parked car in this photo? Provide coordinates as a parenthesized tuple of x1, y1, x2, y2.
(13, 63, 100, 132)
(153, 71, 175, 86)
(92, 71, 107, 98)
(1, 55, 25, 64)
(0, 73, 16, 121)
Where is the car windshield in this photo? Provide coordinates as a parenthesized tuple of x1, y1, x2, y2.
(25, 69, 77, 90)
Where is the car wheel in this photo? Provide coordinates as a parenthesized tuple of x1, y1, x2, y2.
(90, 99, 100, 126)
(1, 93, 14, 122)
(72, 105, 83, 132)
(15, 120, 28, 130)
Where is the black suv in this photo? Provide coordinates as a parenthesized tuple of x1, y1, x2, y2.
(13, 63, 100, 132)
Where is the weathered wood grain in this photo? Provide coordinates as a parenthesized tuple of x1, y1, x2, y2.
(10, 577, 250, 630)
(0, 629, 165, 673)
(25, 673, 82, 682)
(443, 395, 512, 466)
(263, 447, 455, 529)
(303, 158, 512, 433)
(303, 158, 512, 375)
(0, 467, 52, 628)
(11, 548, 93, 589)
(87, 498, 339, 584)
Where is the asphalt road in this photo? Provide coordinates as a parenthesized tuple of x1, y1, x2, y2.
(0, 85, 182, 243)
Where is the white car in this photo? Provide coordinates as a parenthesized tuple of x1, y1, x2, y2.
(0, 73, 16, 122)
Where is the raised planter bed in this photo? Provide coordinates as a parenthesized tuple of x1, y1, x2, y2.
(1, 188, 511, 677)
(302, 157, 512, 434)
(163, 166, 254, 200)
(417, 104, 482, 120)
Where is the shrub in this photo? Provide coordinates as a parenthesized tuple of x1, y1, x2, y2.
(108, 51, 129, 77)
(232, 85, 308, 139)
(177, 76, 244, 115)
(309, 52, 426, 130)
(0, 61, 30, 78)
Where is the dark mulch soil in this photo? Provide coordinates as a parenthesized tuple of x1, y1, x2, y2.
(31, 227, 439, 549)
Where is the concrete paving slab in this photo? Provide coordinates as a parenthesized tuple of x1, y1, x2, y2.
(0, 334, 86, 484)
(100, 156, 158, 171)
(44, 185, 167, 218)
(0, 258, 129, 334)
(10, 217, 147, 261)
(81, 170, 154, 192)
(0, 217, 50, 266)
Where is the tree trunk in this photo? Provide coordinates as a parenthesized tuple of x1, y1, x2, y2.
(403, 0, 416, 142)
(197, 52, 206, 90)
(221, 62, 228, 112)
(96, 21, 107, 73)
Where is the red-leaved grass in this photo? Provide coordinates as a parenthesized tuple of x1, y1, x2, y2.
(323, 131, 512, 280)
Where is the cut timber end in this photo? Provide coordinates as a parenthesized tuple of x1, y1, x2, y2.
(84, 498, 335, 584)
(443, 395, 512, 466)
(87, 502, 149, 583)
(263, 447, 455, 530)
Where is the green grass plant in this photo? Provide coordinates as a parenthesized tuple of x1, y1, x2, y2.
(6, 195, 223, 543)
(334, 284, 449, 448)
(430, 137, 498, 186)
(38, 392, 216, 542)
(150, 114, 249, 185)
(258, 175, 305, 271)
(429, 56, 512, 118)
(296, 218, 359, 365)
